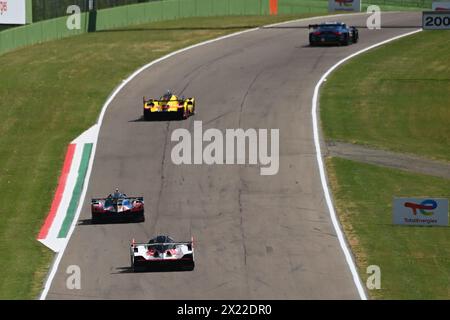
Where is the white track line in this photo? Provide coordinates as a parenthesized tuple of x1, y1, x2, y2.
(312, 28, 423, 300)
(39, 12, 418, 300)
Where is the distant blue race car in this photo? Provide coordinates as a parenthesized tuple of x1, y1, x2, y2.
(91, 189, 145, 223)
(309, 22, 359, 46)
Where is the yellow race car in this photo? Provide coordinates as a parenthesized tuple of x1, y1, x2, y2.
(143, 91, 195, 120)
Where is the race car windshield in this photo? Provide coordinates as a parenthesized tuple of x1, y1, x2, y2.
(148, 236, 175, 252)
(150, 235, 174, 243)
(161, 94, 172, 101)
(318, 25, 342, 31)
(109, 192, 126, 199)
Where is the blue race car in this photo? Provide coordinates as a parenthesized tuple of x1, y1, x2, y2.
(91, 189, 145, 223)
(309, 22, 359, 46)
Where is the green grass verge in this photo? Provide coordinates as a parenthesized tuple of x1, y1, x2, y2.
(321, 27, 450, 299)
(0, 14, 323, 300)
(327, 157, 450, 299)
(321, 31, 450, 162)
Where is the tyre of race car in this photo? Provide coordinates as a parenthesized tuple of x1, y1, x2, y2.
(135, 213, 145, 223)
(342, 34, 350, 46)
(184, 262, 195, 271)
(91, 216, 100, 224)
(178, 108, 186, 120)
(131, 256, 135, 272)
(143, 111, 151, 121)
(132, 264, 144, 272)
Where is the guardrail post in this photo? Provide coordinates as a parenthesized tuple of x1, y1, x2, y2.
(87, 0, 97, 32)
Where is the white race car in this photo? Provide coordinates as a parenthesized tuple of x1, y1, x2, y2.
(130, 235, 195, 272)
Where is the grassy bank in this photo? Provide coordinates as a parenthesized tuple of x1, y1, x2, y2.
(327, 158, 450, 299)
(321, 31, 450, 162)
(321, 29, 450, 299)
(0, 14, 319, 299)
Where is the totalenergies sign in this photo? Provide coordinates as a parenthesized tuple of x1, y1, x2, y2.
(0, 0, 27, 25)
(329, 0, 361, 12)
(393, 198, 449, 226)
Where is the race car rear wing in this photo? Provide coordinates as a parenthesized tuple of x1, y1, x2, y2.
(131, 237, 194, 251)
(143, 97, 193, 104)
(91, 196, 144, 203)
(308, 24, 356, 29)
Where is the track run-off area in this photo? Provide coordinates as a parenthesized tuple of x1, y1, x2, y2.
(44, 12, 422, 299)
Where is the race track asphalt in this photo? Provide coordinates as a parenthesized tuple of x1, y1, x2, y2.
(46, 12, 422, 299)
